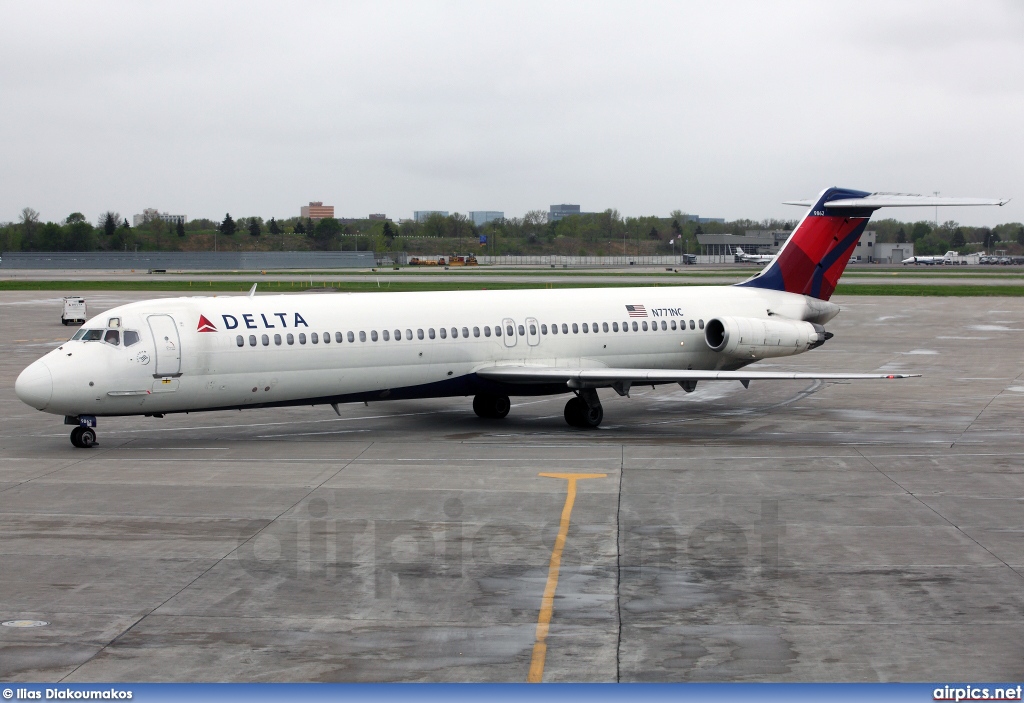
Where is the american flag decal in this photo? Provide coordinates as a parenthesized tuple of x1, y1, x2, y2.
(625, 304, 647, 317)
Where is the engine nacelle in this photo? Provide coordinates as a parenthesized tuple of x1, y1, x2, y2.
(704, 316, 827, 359)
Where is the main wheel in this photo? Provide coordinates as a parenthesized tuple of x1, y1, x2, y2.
(564, 396, 603, 428)
(473, 394, 511, 419)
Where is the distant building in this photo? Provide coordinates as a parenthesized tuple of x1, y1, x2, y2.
(875, 242, 913, 263)
(368, 213, 388, 221)
(549, 204, 580, 222)
(414, 210, 449, 223)
(679, 214, 726, 225)
(697, 229, 877, 260)
(133, 209, 186, 227)
(469, 211, 504, 227)
(300, 202, 334, 220)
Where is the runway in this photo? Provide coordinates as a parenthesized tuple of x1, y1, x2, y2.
(1, 290, 1023, 681)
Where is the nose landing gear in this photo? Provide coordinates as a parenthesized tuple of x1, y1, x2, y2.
(564, 389, 603, 429)
(70, 426, 97, 448)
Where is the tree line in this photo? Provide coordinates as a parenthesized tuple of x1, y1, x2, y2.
(2, 206, 1022, 257)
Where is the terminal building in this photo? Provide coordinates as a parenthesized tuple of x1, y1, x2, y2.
(300, 201, 334, 221)
(697, 230, 889, 262)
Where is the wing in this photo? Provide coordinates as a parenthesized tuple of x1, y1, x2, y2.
(476, 365, 918, 392)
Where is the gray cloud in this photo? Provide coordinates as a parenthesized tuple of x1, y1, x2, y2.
(1, 0, 1021, 226)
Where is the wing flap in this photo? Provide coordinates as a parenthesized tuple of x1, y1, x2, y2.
(476, 365, 918, 388)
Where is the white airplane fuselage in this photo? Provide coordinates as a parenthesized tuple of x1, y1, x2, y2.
(17, 285, 837, 418)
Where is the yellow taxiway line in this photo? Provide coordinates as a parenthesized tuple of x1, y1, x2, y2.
(528, 471, 607, 683)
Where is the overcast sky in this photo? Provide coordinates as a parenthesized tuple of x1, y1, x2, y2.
(2, 1, 1022, 227)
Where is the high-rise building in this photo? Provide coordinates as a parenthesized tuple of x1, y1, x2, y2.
(469, 211, 504, 226)
(300, 201, 335, 220)
(414, 210, 449, 223)
(548, 204, 580, 222)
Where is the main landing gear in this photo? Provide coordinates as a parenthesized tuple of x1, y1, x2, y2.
(473, 393, 511, 419)
(70, 425, 97, 448)
(564, 389, 603, 429)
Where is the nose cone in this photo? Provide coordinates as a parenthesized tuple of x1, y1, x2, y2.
(16, 359, 53, 410)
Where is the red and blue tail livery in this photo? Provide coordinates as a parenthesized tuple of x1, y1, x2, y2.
(739, 187, 1010, 301)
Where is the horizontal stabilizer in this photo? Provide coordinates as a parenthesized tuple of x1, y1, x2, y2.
(784, 193, 1009, 209)
(476, 365, 918, 389)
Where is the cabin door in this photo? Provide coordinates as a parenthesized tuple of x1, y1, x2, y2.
(147, 314, 182, 377)
(525, 317, 540, 346)
(501, 317, 517, 347)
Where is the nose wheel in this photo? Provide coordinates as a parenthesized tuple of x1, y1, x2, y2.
(70, 426, 97, 448)
(564, 390, 604, 428)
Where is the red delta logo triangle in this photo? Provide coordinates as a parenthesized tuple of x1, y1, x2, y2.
(197, 315, 218, 332)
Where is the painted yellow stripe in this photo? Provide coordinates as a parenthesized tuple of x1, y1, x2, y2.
(528, 472, 607, 683)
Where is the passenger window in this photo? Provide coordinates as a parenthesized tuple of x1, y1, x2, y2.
(582, 323, 589, 333)
(287, 333, 295, 345)
(371, 330, 378, 342)
(462, 327, 469, 338)
(484, 326, 491, 337)
(517, 324, 524, 336)
(323, 331, 330, 344)
(632, 321, 638, 331)
(671, 320, 676, 330)
(395, 329, 402, 340)
(623, 321, 629, 331)
(602, 322, 609, 332)
(507, 325, 514, 336)
(249, 335, 257, 346)
(612, 322, 619, 332)
(311, 332, 319, 344)
(72, 329, 88, 340)
(298, 333, 306, 344)
(641, 322, 648, 331)
(275, 334, 282, 345)
(440, 328, 447, 339)
(83, 329, 104, 341)
(551, 324, 558, 335)
(661, 321, 667, 331)
(572, 323, 579, 334)
(348, 331, 355, 343)
(561, 323, 568, 334)
(541, 324, 547, 335)
(495, 326, 501, 337)
(474, 326, 480, 337)
(236, 335, 244, 347)
(529, 324, 536, 335)
(429, 328, 436, 339)
(407, 329, 413, 340)
(123, 330, 140, 346)
(336, 332, 343, 343)
(103, 329, 120, 345)
(359, 331, 367, 342)
(382, 330, 389, 341)
(262, 334, 269, 346)
(451, 327, 458, 338)
(418, 329, 425, 340)
(699, 319, 704, 329)
(593, 322, 599, 332)
(690, 320, 695, 330)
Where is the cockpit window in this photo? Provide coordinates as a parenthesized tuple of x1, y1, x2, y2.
(82, 329, 104, 341)
(123, 330, 141, 347)
(103, 330, 120, 346)
(71, 329, 87, 340)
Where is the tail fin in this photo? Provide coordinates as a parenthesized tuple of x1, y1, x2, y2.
(738, 187, 871, 301)
(739, 187, 1009, 301)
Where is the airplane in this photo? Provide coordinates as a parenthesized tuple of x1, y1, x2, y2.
(734, 247, 776, 264)
(902, 250, 964, 266)
(15, 188, 1008, 448)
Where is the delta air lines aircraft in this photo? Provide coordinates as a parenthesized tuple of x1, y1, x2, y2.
(15, 188, 1008, 447)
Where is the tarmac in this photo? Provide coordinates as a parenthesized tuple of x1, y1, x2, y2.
(1, 289, 1023, 682)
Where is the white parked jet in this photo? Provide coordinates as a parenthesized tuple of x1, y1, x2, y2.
(734, 247, 776, 264)
(15, 188, 1008, 447)
(902, 250, 963, 266)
